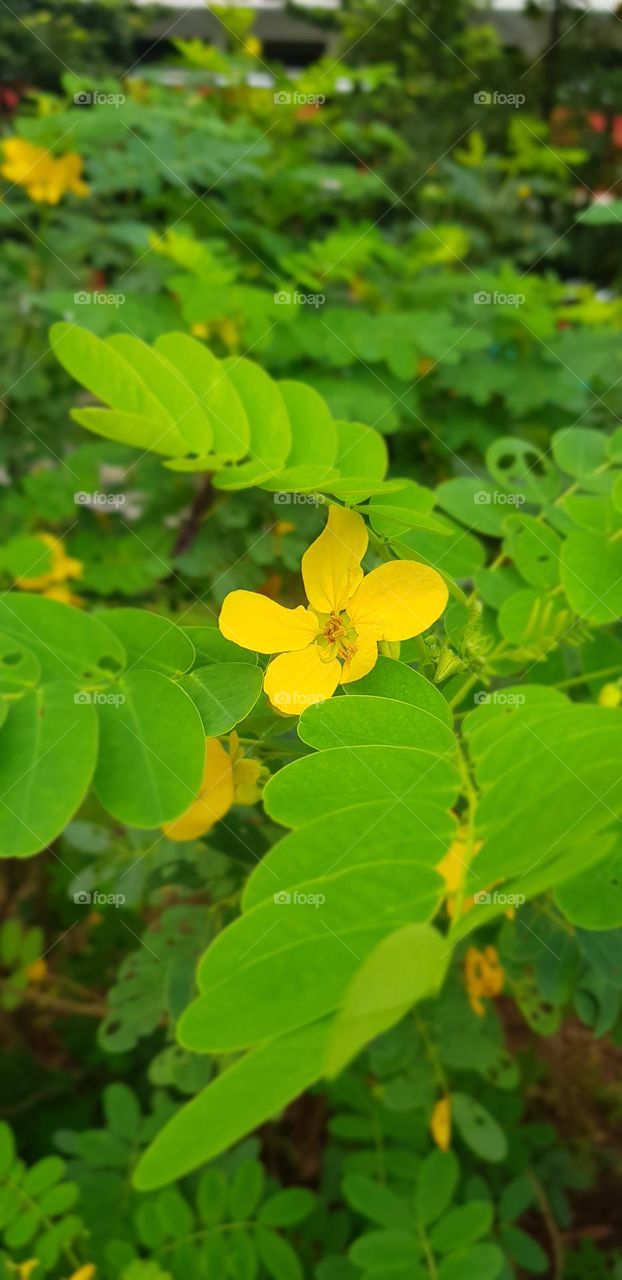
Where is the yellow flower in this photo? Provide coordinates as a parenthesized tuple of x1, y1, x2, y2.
(190, 322, 210, 339)
(1, 138, 89, 204)
(163, 737, 234, 841)
(14, 1261, 39, 1279)
(162, 734, 267, 841)
(465, 946, 504, 1017)
(15, 534, 82, 602)
(430, 1095, 451, 1151)
(67, 1267, 96, 1280)
(25, 958, 47, 983)
(598, 682, 621, 708)
(219, 506, 448, 715)
(243, 36, 262, 57)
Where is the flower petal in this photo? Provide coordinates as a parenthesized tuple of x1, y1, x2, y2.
(302, 504, 368, 615)
(349, 559, 448, 641)
(264, 644, 341, 715)
(340, 630, 378, 685)
(219, 590, 319, 654)
(162, 738, 234, 841)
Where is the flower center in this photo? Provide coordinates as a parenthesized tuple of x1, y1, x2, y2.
(316, 612, 358, 664)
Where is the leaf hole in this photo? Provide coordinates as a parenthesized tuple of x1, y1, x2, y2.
(2, 652, 21, 666)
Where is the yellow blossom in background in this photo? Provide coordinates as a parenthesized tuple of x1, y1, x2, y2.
(14, 1261, 39, 1279)
(162, 734, 267, 841)
(190, 322, 210, 339)
(243, 36, 262, 57)
(273, 520, 296, 537)
(1, 138, 89, 204)
(430, 1096, 451, 1151)
(15, 534, 83, 604)
(464, 945, 504, 1017)
(67, 1267, 96, 1280)
(219, 505, 448, 715)
(598, 682, 621, 707)
(25, 958, 47, 983)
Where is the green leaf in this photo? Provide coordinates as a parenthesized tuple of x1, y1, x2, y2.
(450, 1094, 507, 1163)
(229, 1160, 265, 1220)
(255, 1227, 302, 1280)
(325, 924, 448, 1077)
(93, 670, 205, 826)
(242, 802, 454, 910)
(342, 1176, 411, 1229)
(257, 1188, 315, 1228)
(435, 479, 510, 536)
(561, 529, 622, 624)
(437, 1243, 504, 1280)
(155, 333, 250, 460)
(552, 427, 608, 479)
(178, 663, 263, 734)
(299, 695, 455, 754)
(264, 745, 459, 828)
(0, 1125, 15, 1178)
(180, 862, 443, 1051)
(197, 1169, 228, 1227)
(276, 381, 337, 472)
(133, 1021, 329, 1190)
(348, 1230, 422, 1270)
(503, 516, 561, 589)
(0, 682, 98, 857)
(0, 594, 126, 683)
(107, 334, 212, 454)
(104, 1083, 141, 1140)
(182, 626, 257, 666)
(100, 609, 195, 677)
(0, 631, 40, 695)
(344, 657, 452, 724)
(50, 323, 173, 425)
(555, 844, 622, 928)
(429, 1202, 493, 1252)
(214, 357, 291, 487)
(414, 1150, 459, 1226)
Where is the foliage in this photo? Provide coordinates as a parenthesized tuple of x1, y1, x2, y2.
(2, 5, 622, 1280)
